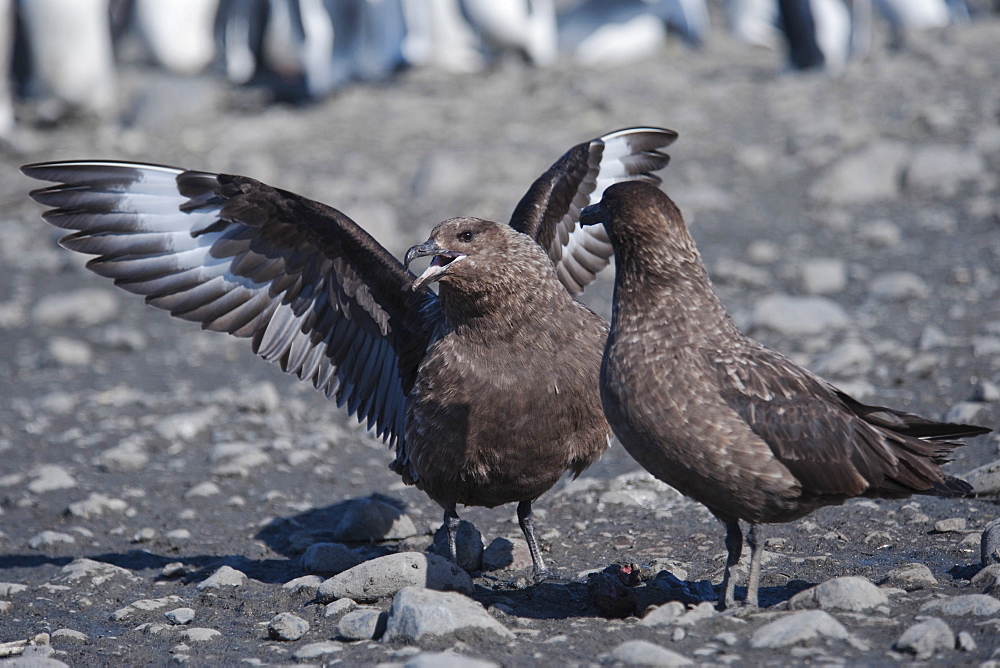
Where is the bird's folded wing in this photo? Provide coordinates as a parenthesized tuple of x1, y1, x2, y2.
(509, 126, 677, 295)
(21, 160, 436, 449)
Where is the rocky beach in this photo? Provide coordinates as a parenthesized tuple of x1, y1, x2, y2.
(2, 12, 1000, 666)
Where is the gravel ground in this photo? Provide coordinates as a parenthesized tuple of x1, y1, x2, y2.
(2, 15, 1000, 667)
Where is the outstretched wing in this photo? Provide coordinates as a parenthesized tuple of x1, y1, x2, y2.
(509, 126, 677, 294)
(21, 160, 437, 450)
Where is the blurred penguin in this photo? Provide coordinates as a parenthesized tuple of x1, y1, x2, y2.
(401, 0, 484, 72)
(726, 0, 781, 49)
(777, 0, 856, 72)
(0, 0, 14, 139)
(460, 0, 558, 66)
(132, 0, 218, 75)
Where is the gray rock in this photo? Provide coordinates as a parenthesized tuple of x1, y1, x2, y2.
(746, 241, 780, 265)
(639, 601, 686, 626)
(752, 295, 849, 337)
(607, 639, 694, 666)
(317, 552, 473, 603)
(267, 612, 310, 641)
(801, 258, 847, 295)
(28, 532, 75, 549)
(982, 519, 1000, 566)
(380, 586, 514, 642)
(869, 272, 930, 301)
(112, 596, 184, 621)
(973, 380, 1000, 403)
(808, 142, 909, 204)
(970, 563, 1000, 588)
(431, 519, 484, 572)
(675, 601, 719, 626)
(920, 594, 1000, 616)
(50, 629, 87, 643)
(789, 576, 889, 612)
(195, 565, 247, 590)
(153, 408, 218, 442)
(48, 337, 92, 366)
(66, 493, 128, 519)
(180, 627, 221, 642)
(0, 583, 28, 597)
(331, 496, 418, 542)
(942, 401, 985, 425)
(481, 537, 533, 572)
(857, 219, 902, 248)
(934, 517, 967, 533)
(164, 608, 195, 625)
(879, 563, 937, 591)
(27, 465, 76, 494)
(95, 442, 149, 473)
(712, 257, 772, 288)
(962, 460, 1000, 496)
(57, 559, 137, 586)
(750, 610, 851, 648)
(31, 288, 119, 326)
(184, 481, 221, 498)
(283, 575, 323, 593)
(893, 617, 954, 660)
(336, 608, 387, 640)
(293, 641, 343, 660)
(301, 542, 365, 576)
(957, 630, 977, 652)
(919, 324, 950, 351)
(403, 652, 498, 668)
(905, 145, 986, 197)
(210, 443, 270, 477)
(235, 381, 281, 413)
(324, 598, 358, 618)
(812, 340, 874, 378)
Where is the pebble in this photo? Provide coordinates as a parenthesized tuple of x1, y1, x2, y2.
(942, 401, 985, 426)
(0, 583, 28, 597)
(808, 141, 909, 204)
(165, 608, 195, 625)
(331, 496, 418, 542)
(857, 219, 902, 248)
(431, 519, 484, 572)
(919, 324, 950, 350)
(893, 617, 955, 660)
(282, 575, 323, 593)
(317, 552, 473, 603)
(380, 587, 514, 642)
(607, 639, 694, 666)
(750, 610, 851, 648)
(973, 379, 1000, 402)
(801, 258, 847, 295)
(50, 629, 87, 643)
(958, 631, 977, 652)
(712, 257, 772, 288)
(906, 144, 986, 197)
(66, 493, 128, 519)
(920, 594, 1000, 616)
(95, 442, 149, 473)
(746, 241, 780, 265)
(752, 295, 849, 336)
(180, 628, 221, 642)
(210, 443, 270, 477)
(195, 565, 247, 590)
(300, 542, 365, 575)
(879, 563, 937, 591)
(112, 596, 184, 621)
(58, 558, 138, 586)
(48, 337, 93, 366)
(336, 608, 388, 640)
(154, 408, 218, 442)
(31, 288, 119, 326)
(481, 537, 533, 572)
(27, 531, 75, 549)
(934, 517, 967, 533)
(403, 652, 498, 668)
(324, 598, 358, 617)
(639, 601, 686, 626)
(293, 641, 343, 660)
(235, 381, 281, 413)
(869, 271, 930, 301)
(267, 612, 310, 641)
(26, 465, 76, 494)
(184, 481, 221, 498)
(812, 340, 874, 378)
(982, 519, 1000, 566)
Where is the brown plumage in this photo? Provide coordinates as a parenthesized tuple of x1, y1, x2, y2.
(20, 127, 677, 579)
(582, 181, 989, 607)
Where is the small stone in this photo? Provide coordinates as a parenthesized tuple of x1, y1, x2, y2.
(49, 337, 93, 366)
(317, 552, 473, 603)
(210, 443, 270, 476)
(934, 517, 967, 533)
(808, 142, 909, 205)
(268, 612, 310, 641)
(282, 575, 323, 593)
(919, 324, 950, 350)
(942, 401, 985, 425)
(746, 241, 780, 265)
(59, 558, 138, 586)
(403, 652, 498, 668)
(973, 380, 1000, 403)
(713, 257, 771, 288)
(331, 496, 418, 542)
(293, 641, 343, 660)
(970, 563, 1000, 588)
(300, 542, 365, 575)
(639, 601, 686, 626)
(184, 481, 221, 498)
(131, 528, 156, 543)
(27, 465, 76, 493)
(165, 608, 195, 625)
(906, 144, 986, 197)
(154, 408, 218, 441)
(801, 258, 847, 295)
(28, 531, 75, 548)
(50, 629, 88, 643)
(788, 576, 888, 612)
(324, 598, 358, 617)
(812, 340, 873, 378)
(893, 617, 954, 660)
(96, 443, 149, 472)
(920, 594, 1000, 616)
(957, 630, 977, 652)
(608, 639, 694, 666)
(195, 565, 247, 590)
(857, 219, 902, 248)
(112, 596, 184, 621)
(32, 288, 119, 326)
(750, 610, 851, 648)
(380, 587, 514, 642)
(431, 519, 484, 572)
(67, 492, 128, 519)
(962, 461, 1000, 496)
(879, 563, 937, 591)
(0, 583, 28, 597)
(336, 608, 388, 640)
(869, 272, 930, 301)
(236, 381, 281, 412)
(983, 520, 1000, 566)
(180, 628, 221, 642)
(752, 295, 849, 337)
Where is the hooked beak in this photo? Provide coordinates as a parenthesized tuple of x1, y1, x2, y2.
(405, 239, 466, 291)
(580, 202, 604, 227)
